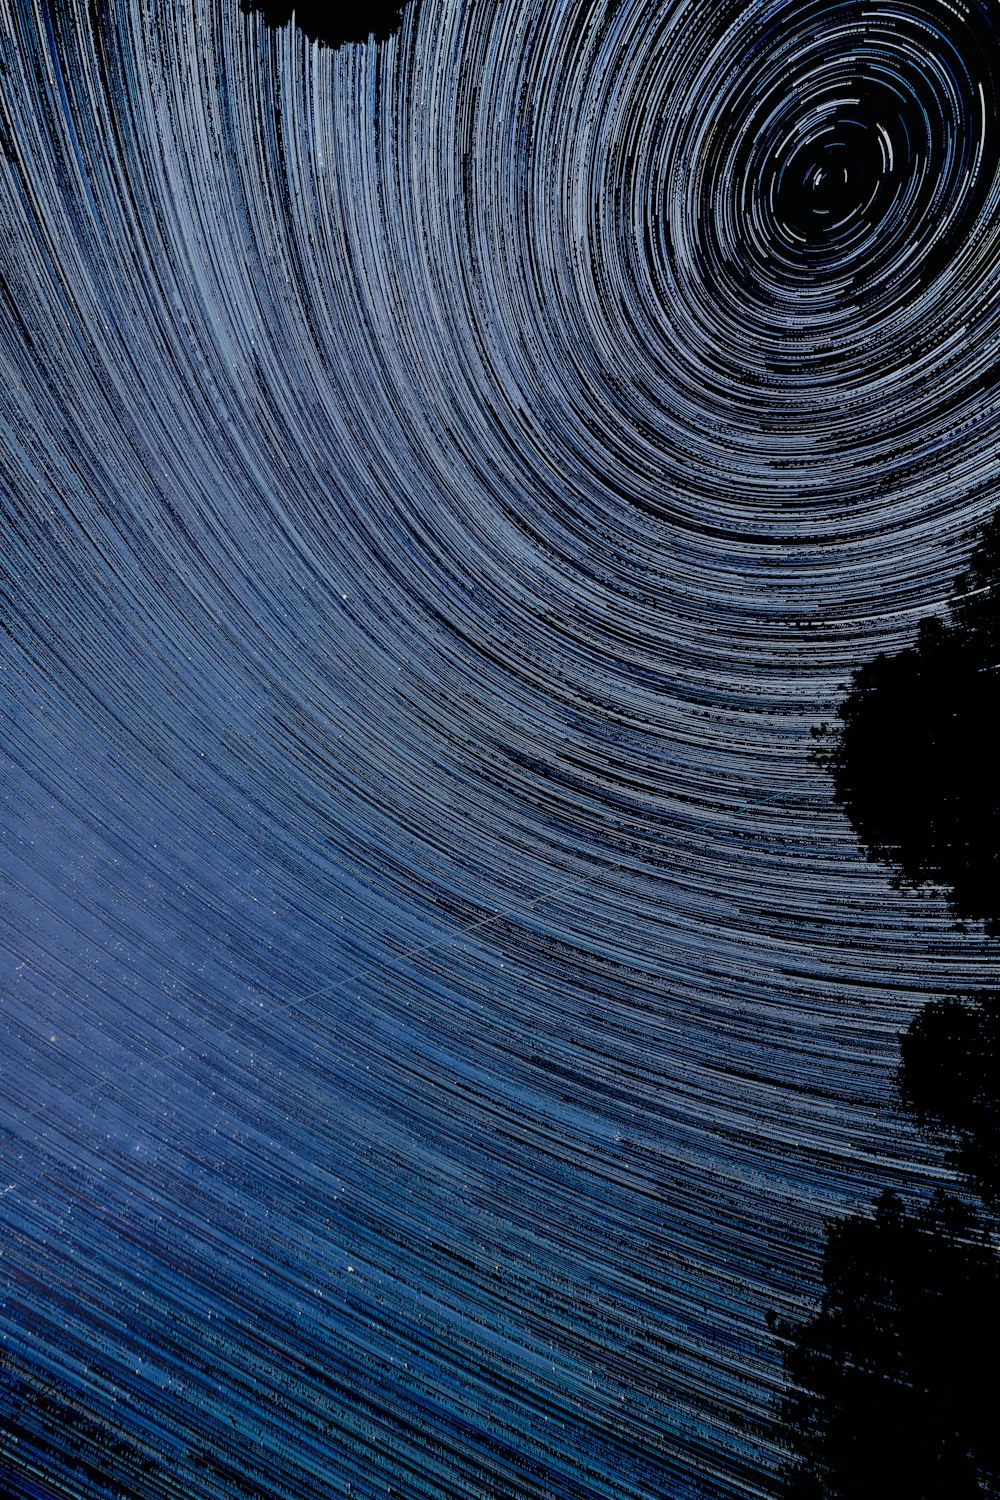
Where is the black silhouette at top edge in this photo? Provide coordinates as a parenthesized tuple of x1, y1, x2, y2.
(238, 0, 411, 47)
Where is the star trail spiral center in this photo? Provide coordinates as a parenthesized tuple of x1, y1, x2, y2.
(776, 120, 884, 244)
(3, 0, 1000, 1495)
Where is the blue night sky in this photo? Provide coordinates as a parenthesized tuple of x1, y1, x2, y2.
(2, 0, 999, 1495)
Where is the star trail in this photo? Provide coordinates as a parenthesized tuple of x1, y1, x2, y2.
(2, 0, 999, 1495)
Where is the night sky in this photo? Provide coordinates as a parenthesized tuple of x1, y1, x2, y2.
(2, 0, 1000, 1496)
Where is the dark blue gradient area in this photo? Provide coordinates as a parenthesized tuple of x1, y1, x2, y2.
(1, 0, 1000, 1496)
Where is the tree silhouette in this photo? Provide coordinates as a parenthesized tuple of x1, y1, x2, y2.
(822, 513, 1000, 931)
(771, 1191, 1000, 1500)
(774, 514, 1000, 1495)
(238, 0, 412, 48)
(899, 990, 1000, 1206)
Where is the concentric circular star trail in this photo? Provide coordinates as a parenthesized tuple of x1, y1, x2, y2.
(2, 0, 999, 1495)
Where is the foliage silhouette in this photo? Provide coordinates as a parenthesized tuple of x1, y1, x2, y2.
(238, 0, 411, 47)
(771, 1190, 1000, 1500)
(775, 517, 1000, 1496)
(822, 512, 1000, 931)
(900, 990, 1000, 1206)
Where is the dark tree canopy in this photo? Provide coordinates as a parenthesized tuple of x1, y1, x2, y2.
(771, 1191, 1000, 1500)
(824, 513, 1000, 931)
(900, 990, 1000, 1205)
(239, 0, 411, 48)
(772, 523, 1000, 1495)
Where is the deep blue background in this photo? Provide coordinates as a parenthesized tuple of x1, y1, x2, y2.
(2, 0, 999, 1494)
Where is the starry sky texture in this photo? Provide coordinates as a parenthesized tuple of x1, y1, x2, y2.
(2, 0, 1000, 1495)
